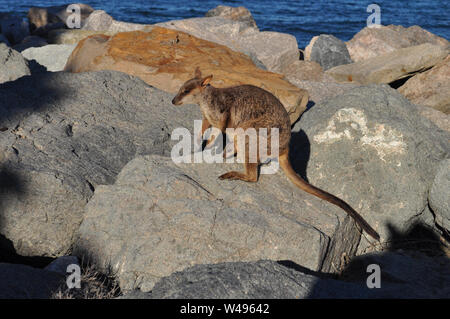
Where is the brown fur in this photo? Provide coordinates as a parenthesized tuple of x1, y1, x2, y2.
(172, 68, 380, 240)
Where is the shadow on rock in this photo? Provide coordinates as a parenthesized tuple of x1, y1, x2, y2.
(0, 72, 69, 127)
(288, 128, 311, 182)
(0, 167, 54, 267)
(383, 221, 448, 256)
(0, 72, 70, 266)
(306, 221, 450, 298)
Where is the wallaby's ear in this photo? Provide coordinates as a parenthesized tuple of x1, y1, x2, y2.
(194, 67, 202, 79)
(201, 75, 213, 87)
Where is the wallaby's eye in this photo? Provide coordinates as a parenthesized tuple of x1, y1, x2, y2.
(183, 89, 190, 94)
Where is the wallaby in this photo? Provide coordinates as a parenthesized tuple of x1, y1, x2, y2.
(172, 67, 380, 240)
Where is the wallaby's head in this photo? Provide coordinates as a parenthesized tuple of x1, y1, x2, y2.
(172, 67, 213, 105)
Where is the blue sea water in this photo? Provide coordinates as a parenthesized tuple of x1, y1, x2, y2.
(0, 0, 448, 48)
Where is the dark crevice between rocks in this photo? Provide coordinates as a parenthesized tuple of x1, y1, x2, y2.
(427, 202, 450, 243)
(389, 75, 414, 89)
(0, 233, 55, 268)
(86, 180, 95, 193)
(299, 49, 304, 60)
(389, 66, 433, 89)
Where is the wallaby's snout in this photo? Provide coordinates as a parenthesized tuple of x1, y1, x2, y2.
(171, 67, 213, 106)
(172, 96, 182, 105)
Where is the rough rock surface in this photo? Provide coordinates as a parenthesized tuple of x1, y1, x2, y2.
(326, 43, 448, 84)
(64, 28, 308, 124)
(415, 104, 450, 132)
(156, 17, 298, 73)
(120, 253, 450, 298)
(282, 60, 331, 82)
(22, 44, 77, 72)
(304, 34, 352, 70)
(0, 70, 199, 257)
(292, 85, 449, 253)
(0, 43, 30, 84)
(82, 10, 153, 33)
(429, 159, 450, 232)
(0, 263, 64, 298)
(347, 25, 450, 62)
(205, 5, 258, 29)
(74, 153, 364, 292)
(286, 78, 358, 105)
(398, 54, 450, 114)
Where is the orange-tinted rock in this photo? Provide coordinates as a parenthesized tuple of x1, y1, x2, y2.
(64, 27, 309, 123)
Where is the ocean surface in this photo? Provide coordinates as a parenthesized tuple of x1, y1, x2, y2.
(0, 0, 448, 48)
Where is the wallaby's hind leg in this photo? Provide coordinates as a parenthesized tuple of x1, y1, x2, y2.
(219, 162, 258, 182)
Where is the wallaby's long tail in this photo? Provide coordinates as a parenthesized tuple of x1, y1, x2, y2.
(279, 151, 380, 240)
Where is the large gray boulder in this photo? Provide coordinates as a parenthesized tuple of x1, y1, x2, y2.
(21, 44, 77, 72)
(0, 263, 64, 298)
(156, 17, 299, 73)
(0, 70, 199, 257)
(75, 153, 364, 292)
(429, 159, 450, 232)
(286, 78, 358, 105)
(121, 252, 450, 298)
(304, 34, 352, 70)
(0, 43, 30, 83)
(292, 85, 449, 253)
